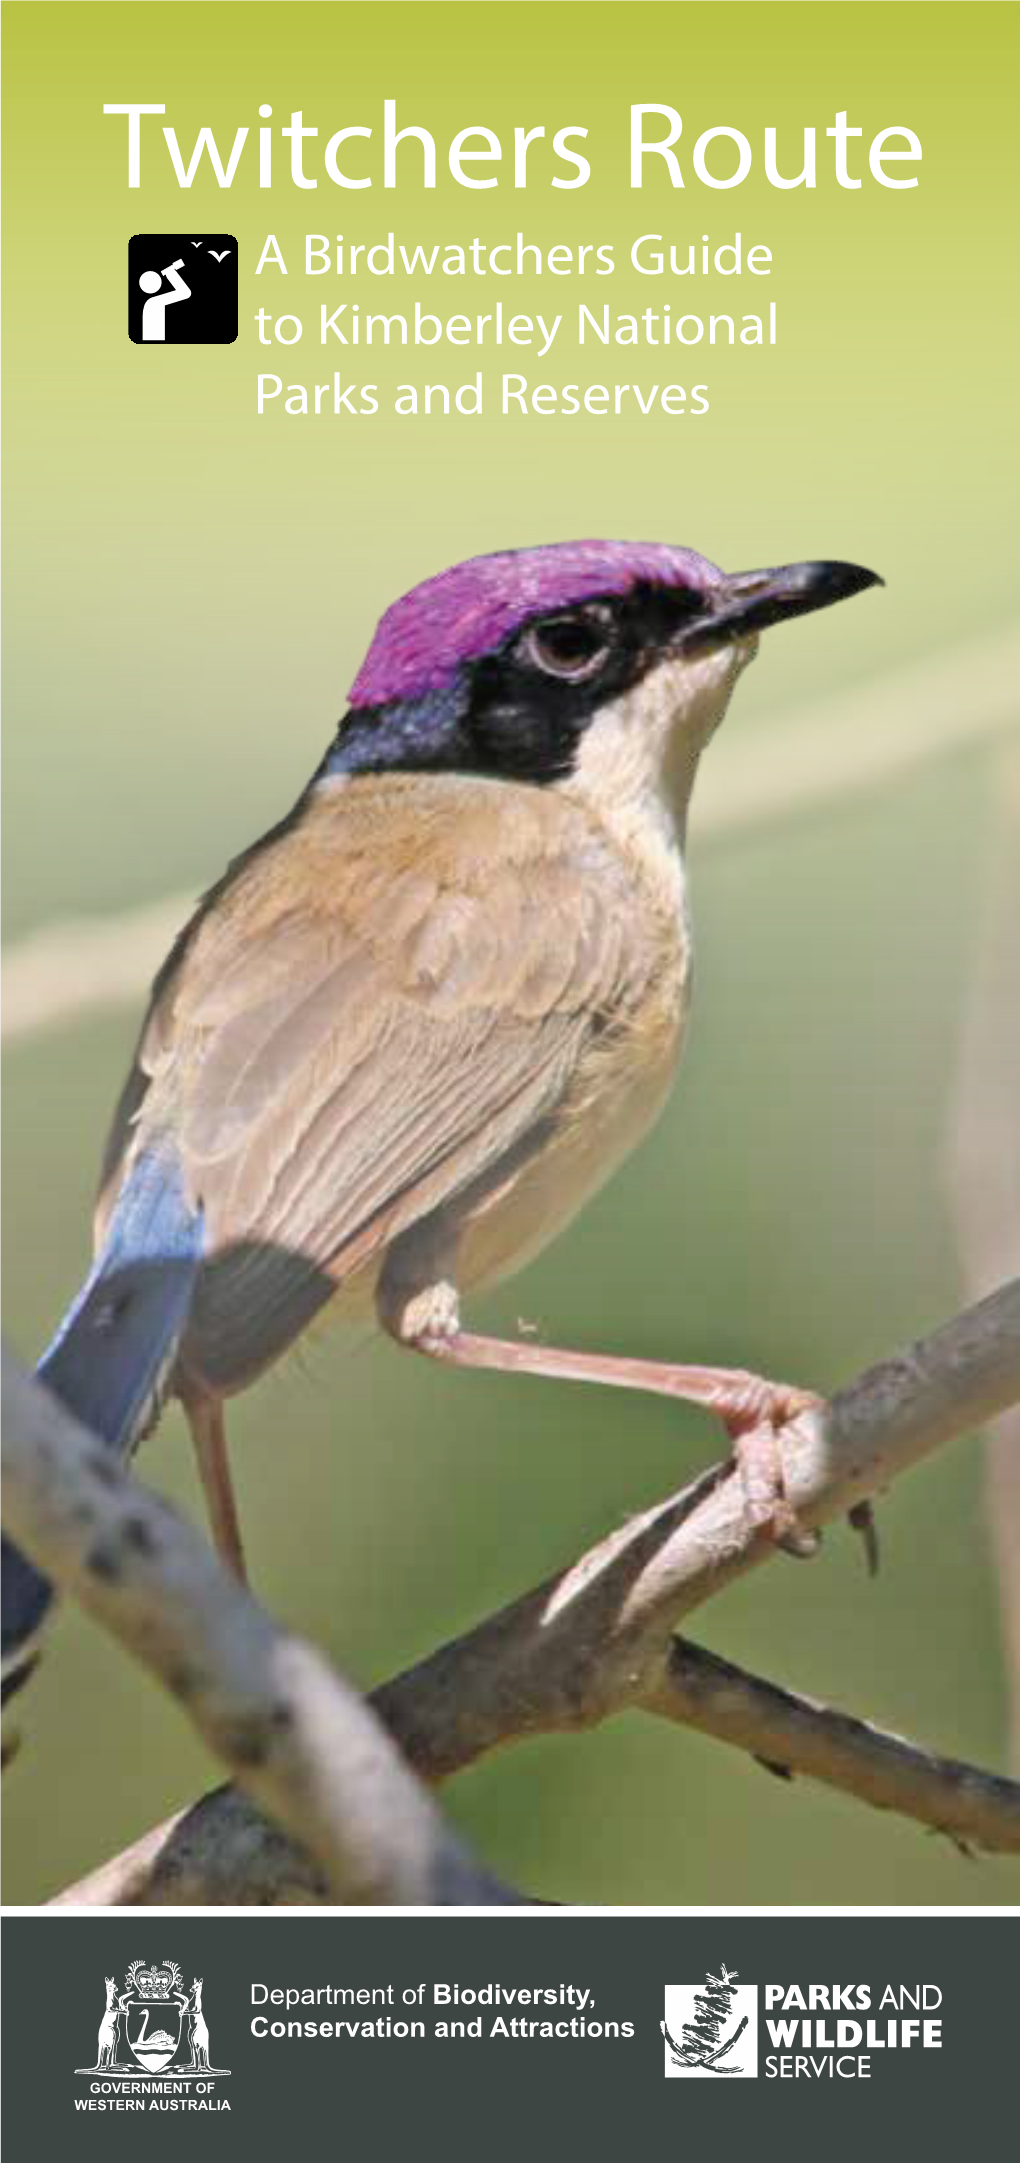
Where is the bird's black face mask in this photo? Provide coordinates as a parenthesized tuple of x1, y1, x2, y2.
(321, 581, 711, 788)
(321, 559, 879, 787)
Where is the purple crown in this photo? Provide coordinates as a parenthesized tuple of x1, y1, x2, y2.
(348, 540, 723, 710)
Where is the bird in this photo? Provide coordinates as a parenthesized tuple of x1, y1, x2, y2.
(1, 538, 881, 1702)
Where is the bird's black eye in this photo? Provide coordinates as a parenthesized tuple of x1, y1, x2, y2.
(520, 607, 614, 683)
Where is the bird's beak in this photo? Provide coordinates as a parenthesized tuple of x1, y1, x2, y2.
(682, 559, 883, 652)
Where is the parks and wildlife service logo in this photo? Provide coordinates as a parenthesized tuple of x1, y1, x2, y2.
(662, 1962, 759, 2077)
(75, 1959, 230, 2111)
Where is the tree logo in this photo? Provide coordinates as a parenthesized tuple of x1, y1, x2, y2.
(75, 1959, 230, 2084)
(662, 1963, 758, 2077)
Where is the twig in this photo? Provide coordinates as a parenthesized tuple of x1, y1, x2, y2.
(698, 619, 1020, 841)
(43, 1278, 1020, 1902)
(645, 1641, 1020, 1855)
(5, 622, 1019, 1048)
(945, 751, 1020, 1764)
(3, 894, 190, 1047)
(1, 1350, 529, 1907)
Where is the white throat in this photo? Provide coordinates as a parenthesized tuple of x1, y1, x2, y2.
(562, 642, 753, 869)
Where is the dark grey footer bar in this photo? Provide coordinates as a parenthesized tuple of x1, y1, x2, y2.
(1, 1913, 1013, 2157)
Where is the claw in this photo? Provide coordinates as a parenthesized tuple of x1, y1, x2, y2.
(848, 1499, 880, 1577)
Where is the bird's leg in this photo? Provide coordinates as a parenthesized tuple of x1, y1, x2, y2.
(378, 1268, 820, 1555)
(183, 1395, 248, 1584)
(432, 1331, 820, 1554)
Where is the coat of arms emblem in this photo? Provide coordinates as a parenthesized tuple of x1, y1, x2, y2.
(121, 1959, 188, 2072)
(78, 1958, 228, 2080)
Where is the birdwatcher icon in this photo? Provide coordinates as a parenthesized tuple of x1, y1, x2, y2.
(128, 234, 238, 344)
(138, 257, 191, 341)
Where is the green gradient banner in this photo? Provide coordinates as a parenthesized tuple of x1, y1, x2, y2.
(4, 2, 1017, 929)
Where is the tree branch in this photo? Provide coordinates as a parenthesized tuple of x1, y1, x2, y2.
(50, 1790, 327, 1908)
(945, 751, 1020, 1763)
(55, 1625, 1020, 1906)
(31, 1277, 1020, 1902)
(0, 1351, 530, 1906)
(644, 1641, 1020, 1856)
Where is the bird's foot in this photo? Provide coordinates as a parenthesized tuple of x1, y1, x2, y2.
(387, 1277, 462, 1346)
(718, 1376, 823, 1560)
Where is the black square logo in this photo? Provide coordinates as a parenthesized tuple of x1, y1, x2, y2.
(128, 235, 238, 344)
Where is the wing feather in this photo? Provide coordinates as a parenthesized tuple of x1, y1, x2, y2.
(110, 777, 654, 1386)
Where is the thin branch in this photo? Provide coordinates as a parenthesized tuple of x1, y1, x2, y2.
(698, 619, 1020, 842)
(44, 1278, 1020, 1901)
(644, 1641, 1020, 1856)
(0, 1350, 529, 1907)
(5, 622, 1018, 1048)
(945, 751, 1020, 1764)
(3, 893, 190, 1048)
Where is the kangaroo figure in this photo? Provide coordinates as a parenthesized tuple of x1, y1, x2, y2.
(188, 1979, 211, 2070)
(96, 1978, 119, 2068)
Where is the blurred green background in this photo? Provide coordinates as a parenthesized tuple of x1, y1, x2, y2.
(3, 2, 1018, 1904)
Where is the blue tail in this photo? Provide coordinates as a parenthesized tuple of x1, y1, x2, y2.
(2, 1144, 203, 1704)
